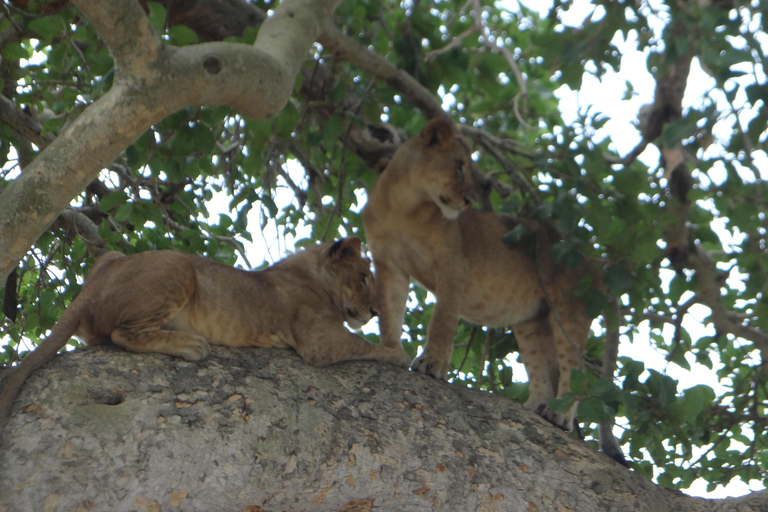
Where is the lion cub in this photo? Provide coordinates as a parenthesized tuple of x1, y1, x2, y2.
(0, 237, 411, 425)
(362, 119, 595, 432)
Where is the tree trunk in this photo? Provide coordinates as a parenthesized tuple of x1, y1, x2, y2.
(0, 347, 764, 512)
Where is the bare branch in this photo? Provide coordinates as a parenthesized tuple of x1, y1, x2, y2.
(318, 21, 447, 121)
(462, 126, 540, 202)
(53, 208, 110, 257)
(0, 96, 55, 149)
(467, 0, 534, 130)
(424, 25, 479, 62)
(689, 245, 768, 353)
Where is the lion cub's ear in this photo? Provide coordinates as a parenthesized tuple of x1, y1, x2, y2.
(328, 237, 362, 262)
(421, 118, 455, 148)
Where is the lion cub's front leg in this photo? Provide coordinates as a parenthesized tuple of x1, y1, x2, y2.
(410, 279, 463, 380)
(292, 306, 411, 368)
(373, 261, 411, 350)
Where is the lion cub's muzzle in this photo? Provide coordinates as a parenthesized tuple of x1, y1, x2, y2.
(437, 193, 472, 220)
(345, 307, 377, 331)
(439, 195, 471, 207)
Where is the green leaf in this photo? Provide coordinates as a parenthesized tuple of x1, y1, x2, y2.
(502, 224, 528, 247)
(29, 15, 66, 38)
(1, 42, 29, 60)
(667, 345, 691, 371)
(323, 116, 345, 146)
(113, 203, 133, 223)
(146, 2, 167, 34)
(659, 374, 678, 409)
(570, 369, 590, 396)
(169, 25, 199, 46)
(41, 117, 67, 136)
(589, 378, 618, 403)
(504, 382, 529, 403)
(125, 145, 140, 168)
(261, 194, 278, 218)
(241, 26, 259, 45)
(680, 385, 715, 422)
(577, 397, 608, 423)
(272, 102, 298, 138)
(551, 240, 581, 269)
(604, 265, 633, 295)
(99, 191, 129, 212)
(661, 115, 699, 147)
(550, 393, 576, 414)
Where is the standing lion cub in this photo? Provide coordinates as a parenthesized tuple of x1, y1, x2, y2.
(0, 237, 411, 426)
(363, 119, 596, 432)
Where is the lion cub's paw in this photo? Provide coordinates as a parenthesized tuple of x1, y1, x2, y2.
(391, 348, 412, 368)
(177, 336, 211, 361)
(534, 403, 578, 433)
(410, 353, 449, 380)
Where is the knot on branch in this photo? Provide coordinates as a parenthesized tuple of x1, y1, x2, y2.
(203, 55, 222, 74)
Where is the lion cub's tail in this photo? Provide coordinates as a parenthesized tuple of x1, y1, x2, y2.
(0, 293, 89, 429)
(0, 251, 125, 428)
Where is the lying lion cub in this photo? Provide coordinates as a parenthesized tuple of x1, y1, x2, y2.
(363, 119, 596, 432)
(0, 237, 411, 425)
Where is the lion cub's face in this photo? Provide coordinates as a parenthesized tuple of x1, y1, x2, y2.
(417, 119, 475, 220)
(326, 238, 379, 330)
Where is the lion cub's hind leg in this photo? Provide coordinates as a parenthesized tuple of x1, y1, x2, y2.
(546, 296, 591, 430)
(111, 326, 210, 362)
(96, 253, 211, 361)
(514, 316, 559, 414)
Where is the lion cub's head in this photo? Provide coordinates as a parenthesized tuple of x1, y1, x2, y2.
(324, 237, 379, 330)
(390, 118, 476, 220)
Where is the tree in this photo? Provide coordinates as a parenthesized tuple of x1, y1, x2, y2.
(0, 0, 766, 501)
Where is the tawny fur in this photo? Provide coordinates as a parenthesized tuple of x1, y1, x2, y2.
(362, 119, 595, 430)
(0, 237, 410, 426)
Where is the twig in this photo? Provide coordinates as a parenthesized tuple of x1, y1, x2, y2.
(467, 127, 541, 202)
(602, 140, 649, 168)
(318, 20, 447, 121)
(455, 326, 478, 376)
(485, 328, 496, 393)
(424, 26, 479, 62)
(467, 0, 535, 130)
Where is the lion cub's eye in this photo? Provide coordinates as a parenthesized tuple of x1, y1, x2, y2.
(359, 272, 368, 284)
(455, 160, 465, 179)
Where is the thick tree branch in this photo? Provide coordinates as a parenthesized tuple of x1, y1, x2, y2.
(1, 346, 763, 511)
(72, 0, 162, 74)
(0, 0, 342, 286)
